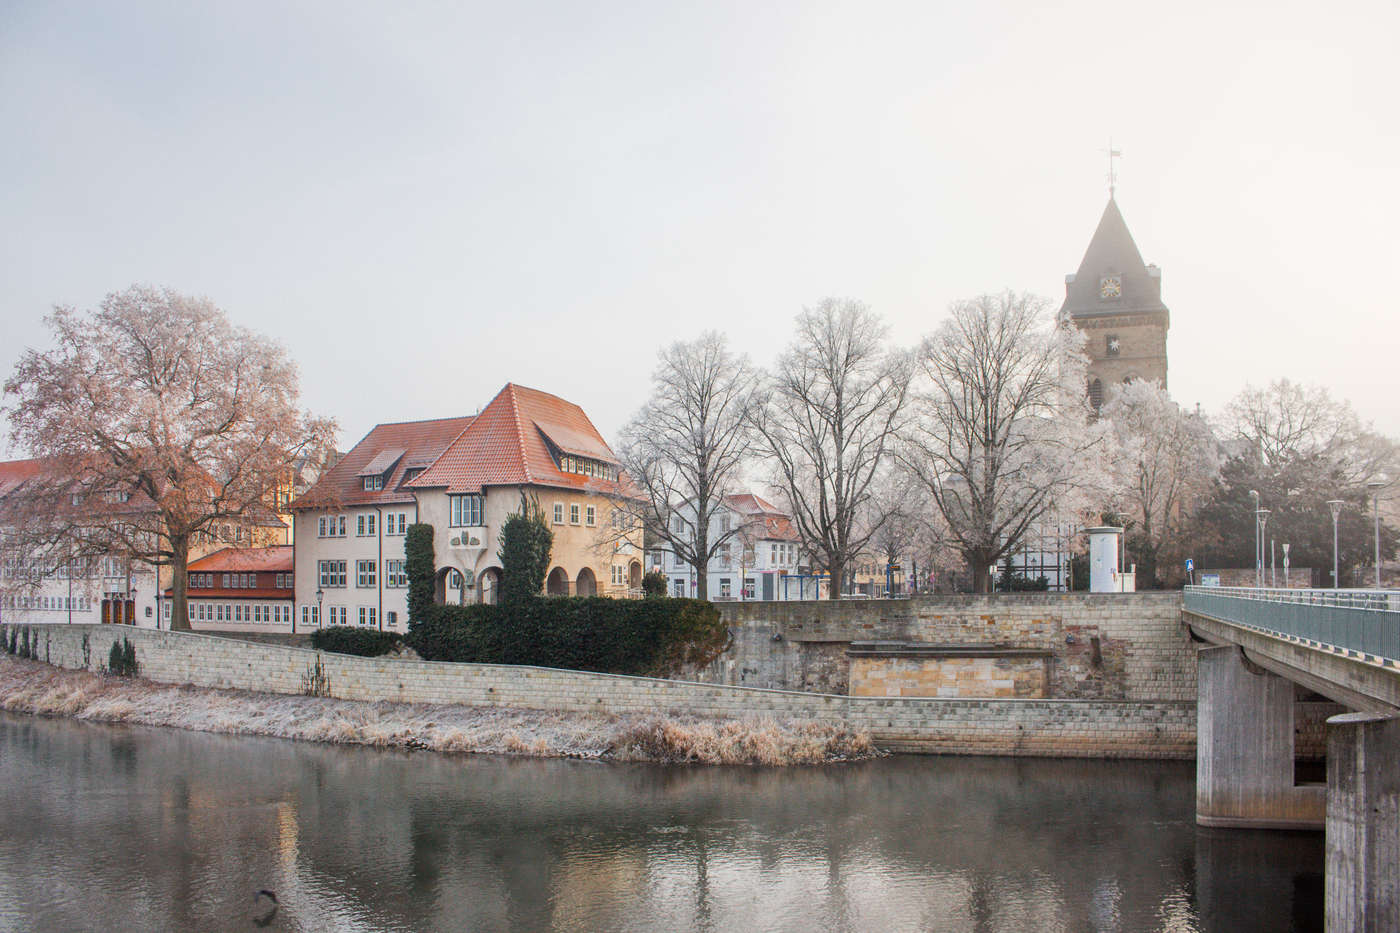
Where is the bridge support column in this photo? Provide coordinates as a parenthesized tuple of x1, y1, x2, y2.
(1196, 644, 1324, 829)
(1325, 712, 1400, 931)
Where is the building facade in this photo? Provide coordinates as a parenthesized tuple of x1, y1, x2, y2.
(648, 493, 810, 601)
(164, 546, 295, 632)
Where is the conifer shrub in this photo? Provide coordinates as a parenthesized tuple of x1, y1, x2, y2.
(107, 637, 138, 676)
(642, 570, 669, 598)
(310, 625, 403, 657)
(497, 493, 553, 604)
(405, 523, 436, 626)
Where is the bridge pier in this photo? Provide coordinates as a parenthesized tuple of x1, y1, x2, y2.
(1196, 644, 1325, 829)
(1325, 712, 1400, 931)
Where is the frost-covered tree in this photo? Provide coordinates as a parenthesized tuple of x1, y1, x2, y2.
(752, 299, 912, 599)
(2, 285, 336, 629)
(618, 332, 758, 600)
(902, 292, 1112, 593)
(1102, 380, 1220, 587)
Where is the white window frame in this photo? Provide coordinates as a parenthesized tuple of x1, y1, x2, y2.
(450, 494, 483, 527)
(570, 504, 580, 525)
(356, 560, 377, 588)
(585, 505, 596, 526)
(553, 503, 564, 524)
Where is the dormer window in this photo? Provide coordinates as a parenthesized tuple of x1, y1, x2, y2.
(363, 475, 384, 491)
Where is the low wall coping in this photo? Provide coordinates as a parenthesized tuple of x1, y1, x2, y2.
(847, 641, 1054, 659)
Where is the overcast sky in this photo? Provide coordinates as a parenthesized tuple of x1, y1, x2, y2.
(3, 0, 1397, 456)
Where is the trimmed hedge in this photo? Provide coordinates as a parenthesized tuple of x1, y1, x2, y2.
(310, 626, 404, 658)
(407, 596, 729, 678)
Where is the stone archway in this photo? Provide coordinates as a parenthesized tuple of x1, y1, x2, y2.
(479, 567, 501, 605)
(546, 566, 570, 596)
(629, 560, 642, 590)
(435, 567, 464, 606)
(576, 567, 596, 597)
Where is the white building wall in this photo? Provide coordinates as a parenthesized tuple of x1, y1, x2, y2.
(651, 504, 805, 601)
(293, 504, 415, 633)
(1, 560, 160, 628)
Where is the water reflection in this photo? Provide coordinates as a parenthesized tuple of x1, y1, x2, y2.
(0, 712, 1321, 932)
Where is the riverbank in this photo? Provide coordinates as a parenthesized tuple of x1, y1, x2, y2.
(0, 657, 878, 765)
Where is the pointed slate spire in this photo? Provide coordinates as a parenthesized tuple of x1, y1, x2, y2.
(1061, 197, 1167, 320)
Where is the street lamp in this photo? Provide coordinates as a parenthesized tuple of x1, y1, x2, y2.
(315, 587, 324, 627)
(1255, 509, 1271, 589)
(1327, 500, 1345, 589)
(1249, 490, 1261, 587)
(1367, 480, 1386, 589)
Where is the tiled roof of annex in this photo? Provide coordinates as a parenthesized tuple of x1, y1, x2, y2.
(724, 493, 800, 542)
(291, 416, 475, 510)
(187, 545, 293, 574)
(0, 458, 44, 499)
(406, 383, 629, 496)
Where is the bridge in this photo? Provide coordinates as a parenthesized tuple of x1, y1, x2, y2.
(1183, 586, 1400, 930)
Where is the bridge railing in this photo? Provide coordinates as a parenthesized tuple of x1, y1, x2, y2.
(1184, 586, 1400, 663)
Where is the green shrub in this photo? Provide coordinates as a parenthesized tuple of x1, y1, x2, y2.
(405, 523, 436, 627)
(642, 570, 668, 598)
(107, 637, 138, 677)
(498, 494, 553, 604)
(408, 596, 729, 678)
(310, 626, 403, 657)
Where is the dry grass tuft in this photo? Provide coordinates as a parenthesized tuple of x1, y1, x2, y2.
(0, 656, 881, 766)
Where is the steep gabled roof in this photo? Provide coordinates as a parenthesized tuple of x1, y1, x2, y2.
(407, 383, 626, 495)
(724, 492, 800, 542)
(291, 416, 474, 510)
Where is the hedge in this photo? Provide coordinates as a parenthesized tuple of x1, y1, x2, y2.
(310, 626, 404, 658)
(407, 596, 729, 678)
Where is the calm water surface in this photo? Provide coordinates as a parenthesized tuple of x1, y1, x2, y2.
(0, 711, 1321, 932)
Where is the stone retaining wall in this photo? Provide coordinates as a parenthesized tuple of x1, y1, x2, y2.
(710, 593, 1195, 702)
(4, 622, 1195, 759)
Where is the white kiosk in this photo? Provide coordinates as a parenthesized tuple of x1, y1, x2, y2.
(1087, 526, 1136, 593)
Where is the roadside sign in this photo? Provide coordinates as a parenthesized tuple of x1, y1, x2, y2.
(1185, 558, 1194, 572)
(1201, 573, 1220, 587)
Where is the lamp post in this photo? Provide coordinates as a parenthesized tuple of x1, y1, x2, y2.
(1249, 490, 1261, 586)
(1255, 509, 1270, 589)
(1368, 480, 1386, 589)
(1327, 500, 1345, 589)
(315, 587, 324, 627)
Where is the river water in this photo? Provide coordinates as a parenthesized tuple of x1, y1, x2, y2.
(0, 711, 1320, 932)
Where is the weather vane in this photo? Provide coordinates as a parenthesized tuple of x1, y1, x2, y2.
(1104, 140, 1122, 198)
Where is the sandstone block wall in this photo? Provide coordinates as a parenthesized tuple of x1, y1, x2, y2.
(849, 655, 1047, 699)
(710, 593, 1196, 702)
(4, 622, 1195, 760)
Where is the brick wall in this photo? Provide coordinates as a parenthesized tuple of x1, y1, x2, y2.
(709, 593, 1196, 703)
(4, 622, 1195, 760)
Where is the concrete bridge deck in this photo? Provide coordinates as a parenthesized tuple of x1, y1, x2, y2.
(1183, 586, 1400, 930)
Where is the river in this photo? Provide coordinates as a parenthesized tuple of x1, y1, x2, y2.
(0, 711, 1320, 931)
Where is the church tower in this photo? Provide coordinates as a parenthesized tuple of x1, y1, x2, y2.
(1060, 197, 1170, 410)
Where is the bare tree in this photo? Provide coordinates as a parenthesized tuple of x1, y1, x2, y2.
(1226, 379, 1394, 486)
(1102, 380, 1220, 587)
(2, 285, 336, 629)
(902, 291, 1111, 593)
(617, 332, 757, 600)
(752, 299, 912, 599)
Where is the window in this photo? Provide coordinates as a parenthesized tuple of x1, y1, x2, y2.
(450, 494, 482, 527)
(363, 475, 383, 491)
(611, 565, 624, 585)
(359, 607, 377, 628)
(570, 504, 580, 525)
(720, 579, 731, 597)
(337, 516, 347, 536)
(385, 560, 407, 587)
(386, 611, 397, 628)
(553, 503, 564, 524)
(356, 560, 377, 588)
(357, 515, 366, 536)
(720, 515, 730, 534)
(301, 606, 310, 627)
(672, 516, 685, 534)
(673, 552, 684, 568)
(318, 560, 347, 588)
(743, 578, 755, 599)
(222, 573, 231, 588)
(388, 513, 407, 535)
(318, 516, 327, 537)
(673, 579, 686, 597)
(585, 505, 596, 526)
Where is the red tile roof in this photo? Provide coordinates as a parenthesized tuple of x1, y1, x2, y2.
(292, 416, 474, 510)
(0, 458, 44, 499)
(407, 384, 629, 495)
(725, 493, 800, 541)
(186, 545, 293, 573)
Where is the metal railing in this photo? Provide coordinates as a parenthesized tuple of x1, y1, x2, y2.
(1184, 586, 1400, 663)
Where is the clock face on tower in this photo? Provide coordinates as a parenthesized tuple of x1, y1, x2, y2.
(1099, 276, 1122, 299)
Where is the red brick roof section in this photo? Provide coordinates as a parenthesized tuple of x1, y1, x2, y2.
(186, 546, 294, 573)
(291, 416, 474, 510)
(724, 492, 800, 541)
(407, 383, 629, 495)
(0, 458, 44, 499)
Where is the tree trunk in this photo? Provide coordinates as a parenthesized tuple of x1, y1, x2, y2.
(695, 566, 708, 601)
(970, 553, 994, 594)
(168, 533, 191, 631)
(827, 558, 845, 599)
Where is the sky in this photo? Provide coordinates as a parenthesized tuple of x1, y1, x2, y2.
(3, 0, 1398, 456)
